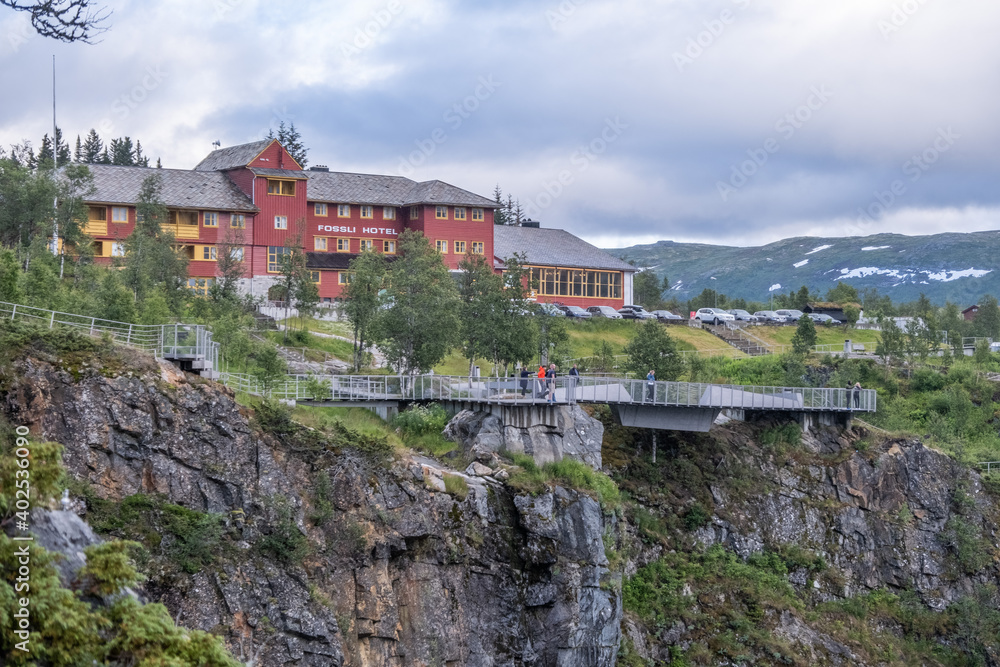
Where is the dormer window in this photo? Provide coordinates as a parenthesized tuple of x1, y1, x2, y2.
(267, 179, 296, 196)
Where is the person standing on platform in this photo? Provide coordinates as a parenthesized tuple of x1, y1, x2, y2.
(646, 369, 656, 402)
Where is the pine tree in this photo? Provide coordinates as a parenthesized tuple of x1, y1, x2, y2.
(99, 146, 110, 164)
(81, 129, 103, 163)
(134, 140, 149, 167)
(493, 185, 508, 225)
(36, 127, 70, 169)
(74, 134, 82, 162)
(276, 121, 308, 168)
(110, 137, 136, 165)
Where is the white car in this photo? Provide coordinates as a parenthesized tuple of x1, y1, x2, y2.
(695, 308, 736, 325)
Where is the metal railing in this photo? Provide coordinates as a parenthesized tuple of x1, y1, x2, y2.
(0, 300, 876, 414)
(0, 301, 220, 372)
(217, 372, 877, 413)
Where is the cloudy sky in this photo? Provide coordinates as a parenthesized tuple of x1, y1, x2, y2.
(1, 0, 999, 248)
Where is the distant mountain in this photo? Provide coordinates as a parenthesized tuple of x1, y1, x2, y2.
(609, 230, 1000, 305)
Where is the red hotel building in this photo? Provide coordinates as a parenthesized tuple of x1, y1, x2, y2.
(80, 139, 635, 306)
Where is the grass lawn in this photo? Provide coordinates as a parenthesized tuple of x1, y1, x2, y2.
(264, 330, 356, 364)
(278, 315, 353, 338)
(750, 325, 881, 349)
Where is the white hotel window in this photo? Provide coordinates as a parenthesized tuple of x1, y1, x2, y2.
(274, 216, 288, 229)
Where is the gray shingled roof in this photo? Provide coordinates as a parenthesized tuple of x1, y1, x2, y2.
(305, 171, 497, 208)
(194, 139, 273, 171)
(493, 225, 637, 272)
(305, 171, 417, 206)
(402, 180, 496, 207)
(83, 165, 257, 212)
(250, 167, 310, 179)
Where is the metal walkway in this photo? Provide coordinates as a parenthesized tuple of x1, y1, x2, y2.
(2, 300, 876, 431)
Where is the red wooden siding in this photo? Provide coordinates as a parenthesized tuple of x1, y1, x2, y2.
(247, 141, 302, 171)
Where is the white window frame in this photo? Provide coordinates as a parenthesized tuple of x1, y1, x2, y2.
(315, 202, 328, 216)
(337, 204, 350, 217)
(274, 216, 288, 229)
(203, 212, 219, 227)
(383, 207, 396, 220)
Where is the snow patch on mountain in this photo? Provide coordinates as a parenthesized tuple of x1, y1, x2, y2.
(769, 284, 782, 292)
(925, 268, 992, 282)
(828, 267, 992, 282)
(861, 246, 891, 251)
(805, 245, 833, 255)
(793, 259, 809, 268)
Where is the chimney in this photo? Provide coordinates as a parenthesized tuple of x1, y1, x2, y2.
(309, 165, 330, 172)
(521, 219, 540, 228)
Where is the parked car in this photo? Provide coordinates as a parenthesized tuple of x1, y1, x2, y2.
(587, 305, 623, 319)
(535, 303, 566, 317)
(753, 310, 788, 323)
(695, 307, 736, 325)
(618, 305, 656, 320)
(775, 309, 805, 322)
(651, 310, 683, 322)
(727, 309, 759, 323)
(559, 305, 593, 319)
(808, 313, 842, 325)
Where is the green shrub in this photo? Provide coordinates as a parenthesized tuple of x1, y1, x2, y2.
(309, 472, 334, 526)
(392, 403, 448, 437)
(759, 422, 801, 449)
(287, 328, 310, 345)
(941, 516, 991, 574)
(256, 496, 311, 565)
(911, 368, 945, 392)
(78, 541, 145, 595)
(683, 502, 711, 531)
(83, 493, 227, 575)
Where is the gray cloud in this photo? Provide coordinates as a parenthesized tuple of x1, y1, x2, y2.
(2, 0, 999, 247)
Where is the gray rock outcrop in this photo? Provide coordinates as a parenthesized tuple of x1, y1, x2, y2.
(444, 404, 605, 470)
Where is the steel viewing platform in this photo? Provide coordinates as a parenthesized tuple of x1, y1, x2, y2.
(1, 300, 875, 432)
(218, 373, 876, 432)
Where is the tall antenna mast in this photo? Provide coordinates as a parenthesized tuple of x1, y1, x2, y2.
(51, 54, 60, 258)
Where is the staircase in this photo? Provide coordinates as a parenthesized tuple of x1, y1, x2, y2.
(705, 323, 771, 356)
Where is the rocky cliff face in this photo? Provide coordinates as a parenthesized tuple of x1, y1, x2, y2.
(1, 356, 621, 666)
(611, 421, 1000, 665)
